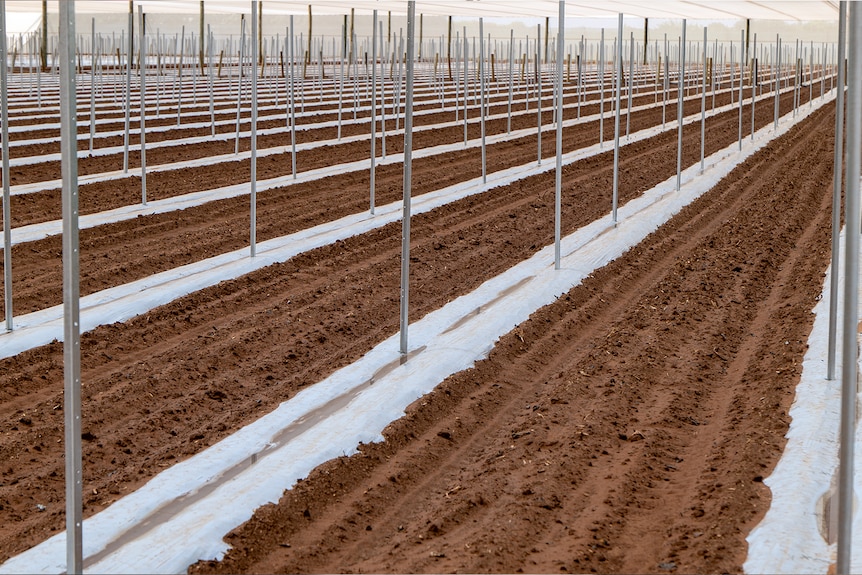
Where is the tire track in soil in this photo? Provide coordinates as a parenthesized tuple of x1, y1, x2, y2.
(186, 101, 836, 574)
(1, 89, 801, 318)
(0, 89, 819, 563)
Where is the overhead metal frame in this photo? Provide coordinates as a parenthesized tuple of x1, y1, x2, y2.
(3, 0, 841, 21)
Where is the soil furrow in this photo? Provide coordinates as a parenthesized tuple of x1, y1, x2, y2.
(185, 98, 836, 575)
(1, 88, 805, 318)
(7, 87, 687, 220)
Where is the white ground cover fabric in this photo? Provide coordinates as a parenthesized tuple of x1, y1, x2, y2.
(0, 85, 835, 575)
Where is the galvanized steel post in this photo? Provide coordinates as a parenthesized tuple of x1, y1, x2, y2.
(480, 18, 487, 182)
(250, 1, 258, 257)
(676, 20, 686, 191)
(59, 0, 83, 570)
(700, 26, 706, 172)
(612, 14, 623, 223)
(399, 1, 416, 355)
(554, 1, 564, 269)
(837, 3, 861, 572)
(139, 6, 147, 205)
(370, 9, 378, 214)
(829, 1, 847, 381)
(122, 9, 133, 173)
(1, 0, 13, 332)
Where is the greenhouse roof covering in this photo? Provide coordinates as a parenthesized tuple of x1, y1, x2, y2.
(2, 0, 841, 21)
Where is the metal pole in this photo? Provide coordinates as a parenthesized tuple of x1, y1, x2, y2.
(738, 30, 744, 151)
(399, 0, 415, 355)
(40, 0, 47, 69)
(250, 1, 257, 257)
(825, 41, 829, 97)
(731, 41, 736, 106)
(794, 38, 800, 116)
(838, 4, 861, 573)
(774, 35, 780, 129)
(59, 0, 83, 571)
(122, 8, 133, 173)
(370, 9, 378, 215)
(1, 0, 13, 332)
(208, 26, 215, 136)
(235, 15, 246, 155)
(454, 30, 460, 122)
(537, 23, 542, 166)
(829, 1, 847, 381)
(676, 20, 686, 191)
(643, 18, 648, 65)
(577, 37, 583, 119)
(89, 18, 96, 155)
(462, 27, 467, 146)
(177, 25, 184, 126)
(507, 28, 513, 134)
(701, 26, 706, 172)
(612, 14, 623, 223)
(810, 39, 814, 108)
(337, 22, 345, 141)
(199, 0, 205, 72)
(289, 19, 297, 178)
(307, 4, 312, 68)
(663, 34, 668, 128)
(544, 16, 549, 65)
(480, 19, 487, 182)
(712, 37, 717, 110)
(751, 33, 757, 141)
(139, 7, 147, 205)
(600, 28, 605, 148)
(380, 20, 386, 158)
(627, 32, 633, 139)
(555, 1, 564, 270)
(447, 15, 453, 81)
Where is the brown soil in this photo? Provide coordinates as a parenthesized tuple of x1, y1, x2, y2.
(190, 96, 836, 575)
(8, 86, 726, 187)
(3, 89, 802, 318)
(0, 70, 833, 575)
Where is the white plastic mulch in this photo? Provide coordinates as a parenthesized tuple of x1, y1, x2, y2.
(0, 92, 841, 574)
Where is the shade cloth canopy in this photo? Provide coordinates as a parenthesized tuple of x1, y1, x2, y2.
(1, 0, 841, 21)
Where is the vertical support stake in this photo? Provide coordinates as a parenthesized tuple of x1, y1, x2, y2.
(829, 1, 847, 380)
(59, 1, 83, 571)
(837, 5, 860, 569)
(1, 0, 13, 331)
(399, 1, 416, 355)
(554, 1, 565, 269)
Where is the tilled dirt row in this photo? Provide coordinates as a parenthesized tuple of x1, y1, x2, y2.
(0, 80, 820, 565)
(6, 82, 737, 185)
(10, 87, 602, 148)
(2, 88, 806, 320)
(7, 90, 690, 224)
(0, 82, 832, 572)
(4, 76, 672, 149)
(189, 85, 838, 575)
